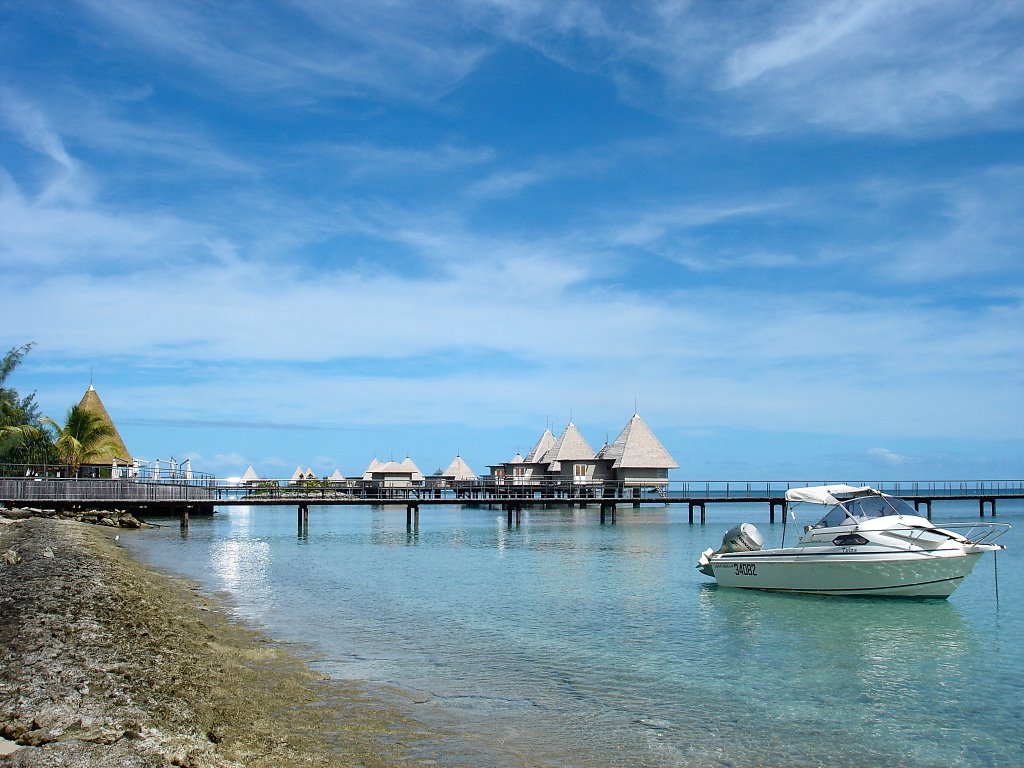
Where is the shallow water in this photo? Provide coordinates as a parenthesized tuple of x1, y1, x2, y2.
(127, 500, 1024, 767)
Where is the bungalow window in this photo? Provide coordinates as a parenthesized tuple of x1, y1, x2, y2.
(574, 464, 588, 477)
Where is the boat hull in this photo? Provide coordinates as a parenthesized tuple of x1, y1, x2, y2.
(708, 549, 985, 598)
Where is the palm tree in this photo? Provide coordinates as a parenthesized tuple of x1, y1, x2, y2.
(0, 342, 44, 462)
(43, 405, 118, 477)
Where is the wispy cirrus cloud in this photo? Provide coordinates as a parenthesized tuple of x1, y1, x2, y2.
(76, 0, 490, 100)
(303, 141, 496, 181)
(53, 1, 1024, 139)
(719, 0, 1024, 134)
(873, 166, 1024, 281)
(463, 0, 1024, 135)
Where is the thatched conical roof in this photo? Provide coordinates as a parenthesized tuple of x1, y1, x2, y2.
(598, 414, 678, 469)
(541, 422, 595, 465)
(76, 385, 131, 464)
(441, 455, 476, 481)
(362, 457, 382, 481)
(400, 456, 425, 481)
(524, 429, 555, 463)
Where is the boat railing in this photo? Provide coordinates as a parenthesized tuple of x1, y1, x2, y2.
(880, 522, 1011, 546)
(936, 522, 1011, 546)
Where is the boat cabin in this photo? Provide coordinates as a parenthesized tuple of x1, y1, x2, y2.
(813, 494, 918, 528)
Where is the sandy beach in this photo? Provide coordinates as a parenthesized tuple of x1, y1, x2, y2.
(0, 513, 428, 767)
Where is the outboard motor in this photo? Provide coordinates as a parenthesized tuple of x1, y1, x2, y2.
(697, 523, 764, 576)
(718, 523, 764, 553)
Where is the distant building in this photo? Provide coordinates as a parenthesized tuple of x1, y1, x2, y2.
(432, 454, 477, 486)
(490, 429, 555, 486)
(596, 413, 678, 487)
(361, 456, 425, 488)
(75, 384, 132, 477)
(548, 421, 600, 485)
(489, 414, 677, 490)
(289, 466, 319, 484)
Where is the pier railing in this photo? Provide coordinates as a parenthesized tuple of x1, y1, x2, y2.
(0, 461, 216, 483)
(672, 480, 1024, 500)
(2, 476, 1022, 507)
(211, 478, 1024, 501)
(0, 478, 217, 504)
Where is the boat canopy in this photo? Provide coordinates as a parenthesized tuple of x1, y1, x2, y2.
(784, 485, 876, 505)
(812, 492, 919, 529)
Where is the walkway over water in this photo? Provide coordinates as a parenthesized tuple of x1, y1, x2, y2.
(2, 477, 1022, 526)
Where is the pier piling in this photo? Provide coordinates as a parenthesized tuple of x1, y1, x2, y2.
(914, 499, 933, 519)
(600, 503, 616, 524)
(688, 502, 706, 525)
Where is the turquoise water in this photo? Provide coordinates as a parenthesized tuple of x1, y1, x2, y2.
(126, 501, 1024, 767)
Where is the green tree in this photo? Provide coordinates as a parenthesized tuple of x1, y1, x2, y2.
(0, 342, 45, 460)
(4, 429, 59, 468)
(43, 405, 117, 477)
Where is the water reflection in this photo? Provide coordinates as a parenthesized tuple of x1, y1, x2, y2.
(698, 585, 977, 716)
(210, 537, 271, 594)
(703, 585, 972, 650)
(123, 501, 1022, 768)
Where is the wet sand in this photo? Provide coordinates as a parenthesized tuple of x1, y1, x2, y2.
(0, 515, 430, 767)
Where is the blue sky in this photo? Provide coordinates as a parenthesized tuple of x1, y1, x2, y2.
(2, 0, 1023, 481)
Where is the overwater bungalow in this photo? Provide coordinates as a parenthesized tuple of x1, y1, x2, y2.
(360, 456, 425, 489)
(430, 454, 477, 488)
(491, 429, 555, 486)
(288, 466, 319, 484)
(442, 455, 476, 481)
(596, 413, 678, 487)
(543, 421, 599, 485)
(488, 414, 677, 492)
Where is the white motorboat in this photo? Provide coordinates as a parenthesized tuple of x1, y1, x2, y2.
(696, 484, 1008, 598)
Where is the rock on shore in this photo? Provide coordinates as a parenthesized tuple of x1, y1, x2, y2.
(0, 515, 424, 767)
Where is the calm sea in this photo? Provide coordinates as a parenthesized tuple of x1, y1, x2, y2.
(126, 499, 1024, 767)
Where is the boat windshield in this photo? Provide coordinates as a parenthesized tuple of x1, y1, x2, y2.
(812, 495, 917, 528)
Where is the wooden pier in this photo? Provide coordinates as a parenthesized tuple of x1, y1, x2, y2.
(2, 477, 1022, 529)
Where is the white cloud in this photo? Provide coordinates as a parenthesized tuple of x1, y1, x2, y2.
(0, 172, 217, 270)
(718, 1, 1024, 134)
(465, 169, 548, 200)
(877, 166, 1024, 281)
(310, 142, 495, 181)
(0, 89, 92, 204)
(867, 447, 907, 466)
(465, 0, 1024, 136)
(724, 1, 891, 88)
(78, 0, 490, 100)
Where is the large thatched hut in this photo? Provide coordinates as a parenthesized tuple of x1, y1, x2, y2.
(75, 384, 132, 476)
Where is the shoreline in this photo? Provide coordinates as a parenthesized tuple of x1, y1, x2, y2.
(0, 514, 429, 767)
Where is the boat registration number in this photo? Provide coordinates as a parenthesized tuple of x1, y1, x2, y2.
(733, 563, 757, 576)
